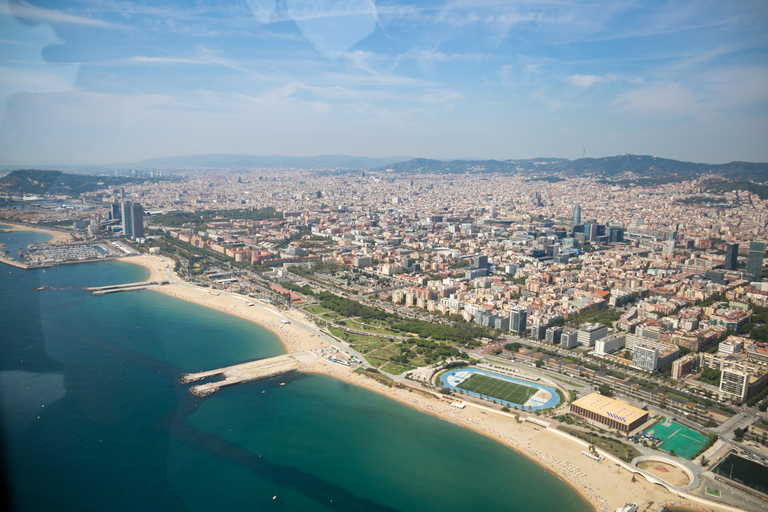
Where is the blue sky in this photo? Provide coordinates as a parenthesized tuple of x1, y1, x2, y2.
(0, 0, 766, 165)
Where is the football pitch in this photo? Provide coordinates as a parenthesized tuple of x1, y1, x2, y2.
(457, 373, 538, 405)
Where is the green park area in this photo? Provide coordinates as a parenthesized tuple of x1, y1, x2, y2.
(328, 327, 448, 375)
(305, 292, 483, 373)
(559, 426, 642, 463)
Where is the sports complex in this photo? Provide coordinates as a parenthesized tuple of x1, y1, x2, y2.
(440, 368, 560, 411)
(643, 419, 708, 460)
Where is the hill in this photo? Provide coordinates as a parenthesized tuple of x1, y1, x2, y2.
(374, 154, 768, 181)
(129, 154, 413, 170)
(0, 170, 163, 197)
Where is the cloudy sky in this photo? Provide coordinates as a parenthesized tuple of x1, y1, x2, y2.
(0, 0, 766, 165)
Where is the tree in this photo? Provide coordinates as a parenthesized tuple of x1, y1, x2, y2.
(534, 359, 544, 368)
(598, 384, 613, 397)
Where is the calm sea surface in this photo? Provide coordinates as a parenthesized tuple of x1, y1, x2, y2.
(0, 230, 590, 512)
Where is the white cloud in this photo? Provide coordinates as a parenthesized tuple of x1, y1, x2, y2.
(567, 74, 605, 88)
(2, 1, 118, 28)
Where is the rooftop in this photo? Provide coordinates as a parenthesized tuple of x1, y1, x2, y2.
(571, 393, 648, 425)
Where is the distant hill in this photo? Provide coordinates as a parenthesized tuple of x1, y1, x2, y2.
(374, 154, 768, 181)
(0, 169, 161, 197)
(129, 154, 413, 170)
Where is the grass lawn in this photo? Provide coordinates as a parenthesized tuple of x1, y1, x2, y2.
(305, 304, 342, 320)
(559, 426, 642, 463)
(344, 318, 403, 337)
(665, 390, 690, 401)
(457, 374, 538, 405)
(307, 305, 404, 337)
(551, 376, 585, 388)
(328, 327, 425, 373)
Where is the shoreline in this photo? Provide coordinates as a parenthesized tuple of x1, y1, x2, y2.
(0, 222, 73, 244)
(116, 255, 742, 512)
(1, 247, 739, 512)
(0, 222, 74, 269)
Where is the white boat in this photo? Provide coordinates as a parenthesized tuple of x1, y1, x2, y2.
(615, 503, 637, 512)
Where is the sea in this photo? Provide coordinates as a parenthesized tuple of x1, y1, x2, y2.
(0, 227, 591, 512)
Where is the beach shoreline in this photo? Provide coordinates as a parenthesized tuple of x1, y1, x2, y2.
(0, 222, 73, 244)
(3, 247, 739, 512)
(121, 254, 745, 512)
(0, 222, 73, 269)
(121, 254, 742, 512)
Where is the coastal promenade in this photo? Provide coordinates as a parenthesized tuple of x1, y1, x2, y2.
(81, 253, 754, 512)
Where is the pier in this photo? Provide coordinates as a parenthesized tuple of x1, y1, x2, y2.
(180, 354, 305, 396)
(84, 280, 169, 295)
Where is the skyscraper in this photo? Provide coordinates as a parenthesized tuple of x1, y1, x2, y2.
(572, 204, 581, 226)
(747, 241, 765, 282)
(724, 243, 739, 271)
(585, 222, 600, 242)
(121, 201, 144, 239)
(473, 255, 488, 269)
(109, 203, 121, 221)
(509, 308, 527, 334)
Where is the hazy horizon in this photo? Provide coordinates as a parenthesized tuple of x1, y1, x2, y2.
(4, 151, 768, 171)
(0, 0, 766, 166)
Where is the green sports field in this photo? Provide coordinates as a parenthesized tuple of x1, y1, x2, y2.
(457, 373, 538, 405)
(645, 419, 708, 460)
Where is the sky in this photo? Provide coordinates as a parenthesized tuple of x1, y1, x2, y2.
(0, 0, 767, 166)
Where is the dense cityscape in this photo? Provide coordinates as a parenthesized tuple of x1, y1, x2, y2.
(3, 163, 768, 511)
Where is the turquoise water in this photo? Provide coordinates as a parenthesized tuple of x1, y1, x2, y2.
(0, 231, 590, 512)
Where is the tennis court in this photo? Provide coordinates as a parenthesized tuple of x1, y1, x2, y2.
(457, 373, 539, 405)
(645, 419, 708, 460)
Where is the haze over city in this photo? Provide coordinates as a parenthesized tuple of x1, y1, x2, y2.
(1, 0, 767, 166)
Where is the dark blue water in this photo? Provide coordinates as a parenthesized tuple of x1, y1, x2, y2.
(0, 231, 590, 512)
(0, 229, 51, 261)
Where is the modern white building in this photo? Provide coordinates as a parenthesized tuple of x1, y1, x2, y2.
(720, 369, 750, 402)
(718, 338, 745, 355)
(561, 330, 579, 349)
(595, 334, 625, 355)
(577, 323, 608, 347)
(633, 346, 659, 372)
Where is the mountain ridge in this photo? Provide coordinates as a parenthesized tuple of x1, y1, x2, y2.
(126, 154, 414, 170)
(374, 154, 768, 181)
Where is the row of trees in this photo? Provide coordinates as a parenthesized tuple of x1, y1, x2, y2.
(318, 292, 390, 321)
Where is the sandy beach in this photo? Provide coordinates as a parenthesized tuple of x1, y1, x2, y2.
(117, 254, 744, 512)
(120, 254, 327, 354)
(1, 222, 73, 244)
